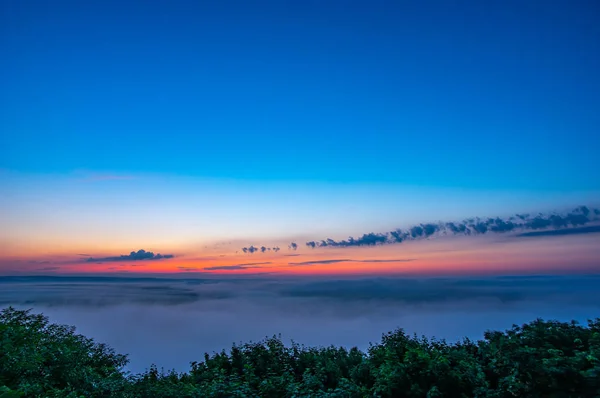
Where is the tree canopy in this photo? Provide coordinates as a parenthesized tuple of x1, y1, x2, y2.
(1, 307, 599, 397)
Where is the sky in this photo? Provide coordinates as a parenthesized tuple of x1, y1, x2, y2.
(1, 0, 600, 276)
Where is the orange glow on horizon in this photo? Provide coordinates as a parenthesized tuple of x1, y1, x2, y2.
(1, 233, 600, 276)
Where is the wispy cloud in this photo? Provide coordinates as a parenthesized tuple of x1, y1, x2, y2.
(75, 173, 135, 182)
(204, 262, 273, 271)
(516, 225, 600, 238)
(117, 264, 148, 267)
(177, 266, 201, 272)
(289, 259, 352, 266)
(288, 259, 416, 266)
(86, 249, 174, 263)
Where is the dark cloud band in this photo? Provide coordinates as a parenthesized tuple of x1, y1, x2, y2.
(516, 225, 600, 238)
(86, 249, 174, 263)
(241, 205, 600, 253)
(305, 206, 599, 249)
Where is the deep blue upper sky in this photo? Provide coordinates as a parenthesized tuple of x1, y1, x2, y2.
(2, 0, 599, 191)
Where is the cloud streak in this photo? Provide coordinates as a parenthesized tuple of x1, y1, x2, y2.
(204, 262, 273, 271)
(75, 173, 135, 182)
(303, 206, 599, 249)
(515, 225, 600, 238)
(288, 258, 416, 266)
(241, 206, 599, 253)
(177, 266, 200, 272)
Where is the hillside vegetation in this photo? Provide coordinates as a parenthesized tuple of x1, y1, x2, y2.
(1, 307, 599, 397)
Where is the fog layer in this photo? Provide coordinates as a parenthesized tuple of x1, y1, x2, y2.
(1, 275, 598, 373)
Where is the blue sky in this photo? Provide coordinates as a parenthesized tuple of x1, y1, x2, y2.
(1, 1, 600, 275)
(2, 0, 599, 190)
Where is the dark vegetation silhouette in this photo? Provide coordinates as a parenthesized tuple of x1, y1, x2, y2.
(1, 307, 599, 397)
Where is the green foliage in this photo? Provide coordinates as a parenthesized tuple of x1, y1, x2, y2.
(2, 306, 599, 397)
(0, 386, 23, 398)
(0, 307, 128, 398)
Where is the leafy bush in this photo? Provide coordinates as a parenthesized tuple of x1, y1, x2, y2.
(1, 307, 599, 397)
(0, 307, 127, 397)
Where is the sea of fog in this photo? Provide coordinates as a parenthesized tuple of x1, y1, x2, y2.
(1, 275, 599, 373)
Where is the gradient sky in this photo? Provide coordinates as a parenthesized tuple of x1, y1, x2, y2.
(1, 0, 599, 276)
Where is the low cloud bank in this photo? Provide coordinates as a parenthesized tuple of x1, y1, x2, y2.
(1, 275, 599, 373)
